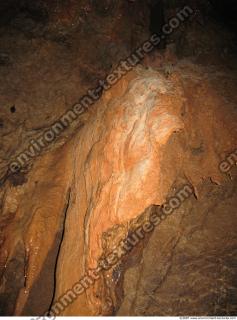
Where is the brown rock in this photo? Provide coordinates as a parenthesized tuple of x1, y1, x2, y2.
(0, 63, 236, 316)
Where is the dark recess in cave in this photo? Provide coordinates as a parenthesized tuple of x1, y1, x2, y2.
(149, 0, 166, 48)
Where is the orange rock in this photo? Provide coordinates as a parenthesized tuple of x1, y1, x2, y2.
(0, 64, 236, 316)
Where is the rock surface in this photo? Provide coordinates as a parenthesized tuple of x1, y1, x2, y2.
(117, 177, 237, 316)
(1, 0, 237, 316)
(0, 61, 236, 315)
(0, 0, 150, 182)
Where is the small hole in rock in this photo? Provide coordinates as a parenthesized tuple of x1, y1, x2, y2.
(10, 106, 16, 113)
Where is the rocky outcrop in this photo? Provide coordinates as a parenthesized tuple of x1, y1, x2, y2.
(0, 62, 236, 316)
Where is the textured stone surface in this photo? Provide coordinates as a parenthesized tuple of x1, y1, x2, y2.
(0, 143, 74, 315)
(1, 1, 237, 316)
(0, 0, 150, 182)
(117, 177, 237, 316)
(0, 61, 236, 315)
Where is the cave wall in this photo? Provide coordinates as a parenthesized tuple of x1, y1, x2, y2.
(0, 0, 151, 183)
(118, 177, 237, 316)
(0, 62, 236, 315)
(0, 0, 237, 316)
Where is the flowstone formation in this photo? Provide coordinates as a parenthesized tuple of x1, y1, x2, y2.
(0, 64, 236, 315)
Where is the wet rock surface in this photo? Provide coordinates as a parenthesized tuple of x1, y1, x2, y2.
(0, 62, 236, 315)
(0, 0, 237, 316)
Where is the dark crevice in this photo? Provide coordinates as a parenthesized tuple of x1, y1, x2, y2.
(47, 187, 71, 315)
(149, 0, 166, 49)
